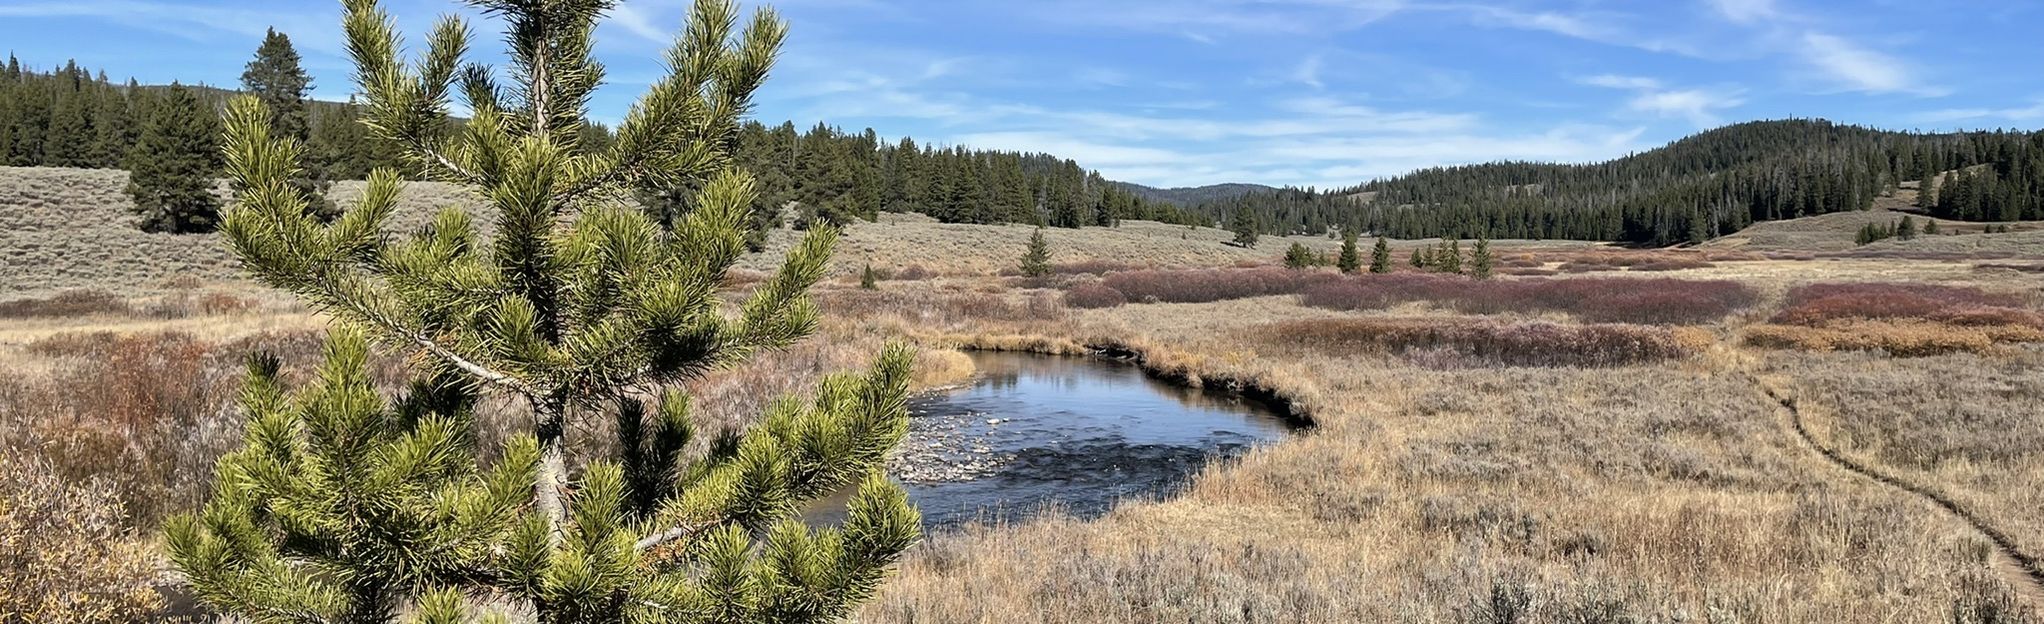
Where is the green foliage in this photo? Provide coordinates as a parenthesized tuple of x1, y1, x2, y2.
(1283, 242, 1316, 270)
(1408, 246, 1425, 269)
(1924, 219, 1940, 235)
(1896, 215, 1917, 240)
(1021, 228, 1052, 278)
(1434, 241, 1463, 274)
(125, 83, 220, 233)
(241, 28, 337, 221)
(1369, 237, 1392, 274)
(860, 263, 878, 290)
(1336, 230, 1361, 274)
(172, 1, 920, 621)
(1470, 238, 1493, 280)
(1230, 207, 1258, 248)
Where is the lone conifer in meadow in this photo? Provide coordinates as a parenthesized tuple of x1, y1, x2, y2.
(241, 27, 337, 220)
(1284, 241, 1315, 269)
(1370, 237, 1391, 274)
(125, 82, 220, 233)
(1021, 227, 1052, 278)
(1470, 237, 1493, 280)
(1924, 219, 1940, 235)
(1230, 207, 1258, 248)
(165, 1, 921, 621)
(1336, 230, 1361, 274)
(1409, 246, 1425, 269)
(862, 263, 879, 289)
(1897, 215, 1917, 240)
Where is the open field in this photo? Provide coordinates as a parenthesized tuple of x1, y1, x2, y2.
(5, 165, 2044, 622)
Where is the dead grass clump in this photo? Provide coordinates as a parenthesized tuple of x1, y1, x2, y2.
(1298, 274, 1757, 325)
(1063, 283, 1129, 309)
(0, 289, 130, 318)
(893, 264, 937, 281)
(145, 290, 261, 318)
(1100, 267, 1341, 304)
(1746, 321, 2044, 356)
(1262, 318, 1692, 368)
(1629, 258, 1715, 271)
(0, 454, 165, 623)
(1974, 263, 2044, 274)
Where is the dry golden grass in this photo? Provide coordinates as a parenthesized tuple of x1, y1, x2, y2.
(7, 165, 2044, 621)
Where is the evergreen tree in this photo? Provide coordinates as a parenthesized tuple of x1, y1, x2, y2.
(1470, 237, 1493, 280)
(1409, 246, 1425, 269)
(861, 263, 879, 289)
(44, 90, 94, 167)
(1336, 229, 1361, 274)
(90, 85, 138, 168)
(166, 2, 920, 622)
(1897, 215, 1917, 240)
(240, 27, 336, 220)
(1021, 227, 1052, 278)
(1370, 237, 1392, 273)
(1283, 242, 1315, 269)
(1924, 219, 1940, 235)
(1230, 207, 1258, 248)
(1437, 241, 1462, 274)
(125, 83, 219, 233)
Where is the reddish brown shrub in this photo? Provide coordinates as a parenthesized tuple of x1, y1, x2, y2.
(0, 290, 130, 318)
(1099, 267, 1343, 304)
(1051, 260, 1143, 275)
(1263, 318, 1692, 368)
(1773, 283, 2032, 326)
(0, 454, 165, 622)
(1063, 283, 1128, 309)
(1298, 274, 1756, 325)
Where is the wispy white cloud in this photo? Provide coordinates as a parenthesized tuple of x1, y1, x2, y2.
(1798, 32, 1921, 95)
(1910, 101, 2044, 125)
(1578, 74, 1745, 127)
(1705, 0, 1779, 23)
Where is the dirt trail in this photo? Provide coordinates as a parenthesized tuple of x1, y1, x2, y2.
(1730, 350, 2044, 606)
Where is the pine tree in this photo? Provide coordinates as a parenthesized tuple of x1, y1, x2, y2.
(242, 28, 338, 220)
(1897, 215, 1917, 240)
(861, 263, 879, 289)
(90, 86, 137, 168)
(1370, 237, 1391, 273)
(1470, 238, 1493, 279)
(44, 90, 94, 167)
(125, 83, 220, 233)
(165, 2, 920, 622)
(1021, 227, 1052, 278)
(1230, 207, 1258, 248)
(1439, 240, 1462, 274)
(1924, 219, 1940, 235)
(1284, 242, 1315, 269)
(1336, 230, 1361, 274)
(1409, 246, 1425, 269)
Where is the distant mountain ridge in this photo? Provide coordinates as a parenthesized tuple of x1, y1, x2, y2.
(1191, 118, 2044, 245)
(1114, 182, 1276, 206)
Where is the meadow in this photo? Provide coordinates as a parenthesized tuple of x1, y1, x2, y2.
(3, 165, 2043, 622)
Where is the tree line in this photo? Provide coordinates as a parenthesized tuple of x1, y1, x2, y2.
(1195, 119, 2044, 246)
(2, 49, 1204, 236)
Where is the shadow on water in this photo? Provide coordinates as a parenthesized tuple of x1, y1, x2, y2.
(805, 350, 1302, 530)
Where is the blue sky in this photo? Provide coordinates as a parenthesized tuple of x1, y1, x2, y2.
(2, 0, 2040, 188)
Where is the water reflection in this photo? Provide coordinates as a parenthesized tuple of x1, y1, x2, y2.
(807, 350, 1299, 529)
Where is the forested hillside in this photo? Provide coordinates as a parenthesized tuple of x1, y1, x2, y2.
(0, 55, 1202, 233)
(1197, 120, 2044, 245)
(1116, 182, 1276, 206)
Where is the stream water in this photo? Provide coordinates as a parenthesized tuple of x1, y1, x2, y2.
(807, 350, 1301, 529)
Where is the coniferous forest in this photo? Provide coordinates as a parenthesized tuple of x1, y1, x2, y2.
(0, 54, 1200, 235)
(1195, 120, 2044, 245)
